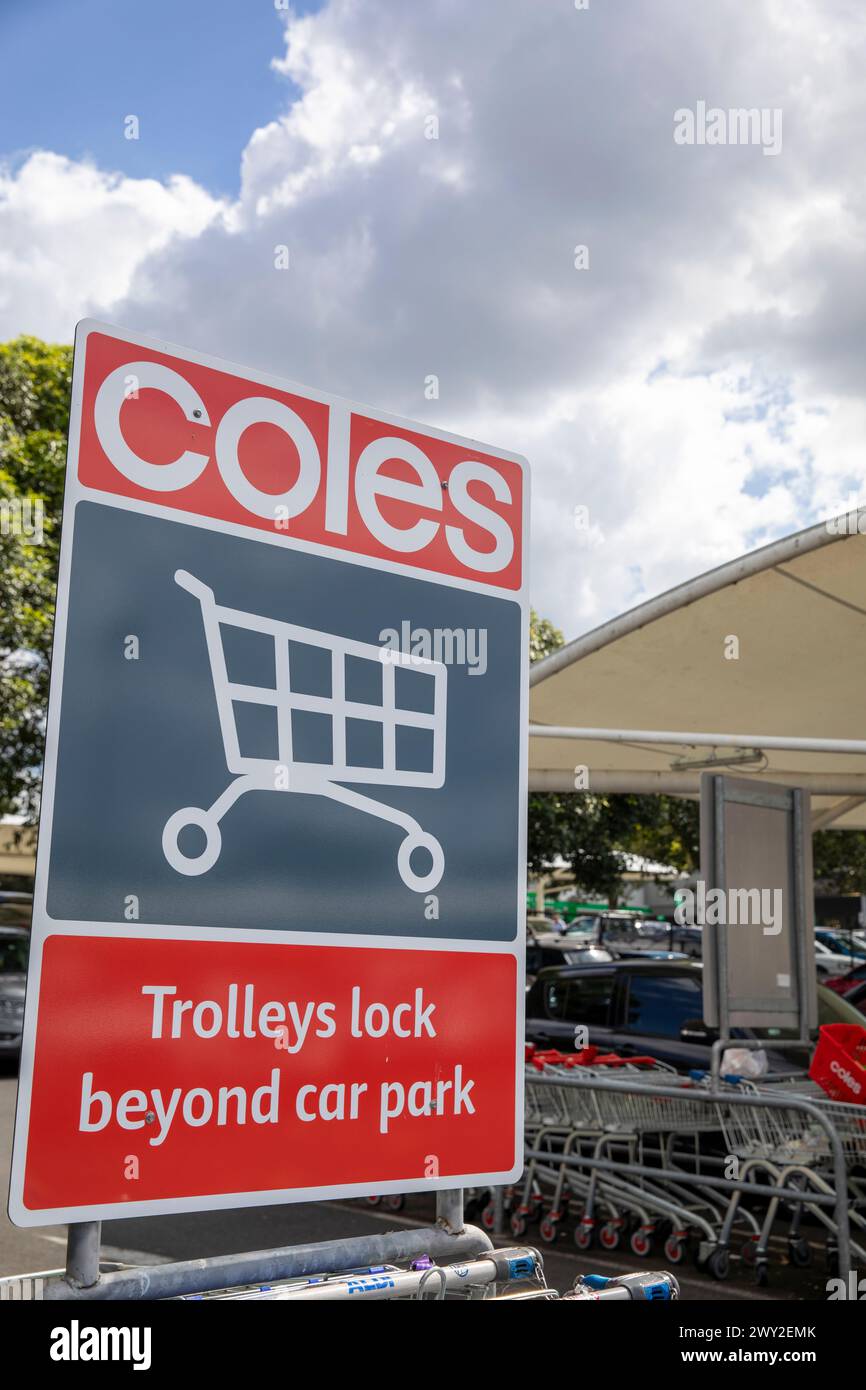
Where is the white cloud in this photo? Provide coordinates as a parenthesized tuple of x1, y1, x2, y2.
(0, 152, 223, 342)
(2, 0, 866, 638)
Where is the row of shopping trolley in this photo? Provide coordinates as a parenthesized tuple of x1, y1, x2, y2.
(486, 1046, 866, 1286)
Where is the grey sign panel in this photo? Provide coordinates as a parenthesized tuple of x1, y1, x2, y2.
(701, 774, 817, 1033)
(46, 501, 522, 941)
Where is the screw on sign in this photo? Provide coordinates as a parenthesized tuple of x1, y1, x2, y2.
(9, 322, 528, 1226)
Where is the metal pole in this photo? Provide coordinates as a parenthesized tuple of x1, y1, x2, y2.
(528, 724, 866, 755)
(65, 1221, 101, 1289)
(529, 770, 866, 794)
(493, 1184, 506, 1236)
(435, 1188, 464, 1233)
(714, 775, 730, 1046)
(793, 788, 812, 1042)
(42, 1220, 490, 1301)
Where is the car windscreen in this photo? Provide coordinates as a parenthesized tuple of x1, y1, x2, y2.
(544, 973, 613, 1026)
(623, 973, 703, 1038)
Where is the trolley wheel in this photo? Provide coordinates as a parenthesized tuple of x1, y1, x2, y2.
(365, 1196, 382, 1207)
(510, 1213, 528, 1239)
(740, 1238, 759, 1267)
(574, 1223, 594, 1251)
(664, 1235, 685, 1265)
(481, 1203, 496, 1231)
(163, 806, 223, 876)
(397, 829, 444, 894)
(630, 1230, 652, 1258)
(599, 1223, 621, 1251)
(384, 1194, 405, 1213)
(539, 1216, 559, 1245)
(707, 1247, 730, 1281)
(788, 1238, 812, 1268)
(755, 1262, 769, 1288)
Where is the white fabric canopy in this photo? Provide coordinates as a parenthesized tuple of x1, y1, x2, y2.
(529, 516, 866, 830)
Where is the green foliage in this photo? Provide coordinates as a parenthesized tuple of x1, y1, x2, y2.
(528, 790, 699, 906)
(0, 336, 71, 819)
(813, 831, 866, 895)
(529, 608, 564, 664)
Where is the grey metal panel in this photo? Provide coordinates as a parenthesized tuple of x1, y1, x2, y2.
(701, 774, 817, 1035)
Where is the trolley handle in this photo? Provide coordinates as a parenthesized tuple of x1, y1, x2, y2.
(174, 568, 215, 604)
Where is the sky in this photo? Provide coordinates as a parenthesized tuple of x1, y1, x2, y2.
(1, 0, 865, 639)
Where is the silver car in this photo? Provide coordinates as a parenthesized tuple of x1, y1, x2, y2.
(0, 927, 28, 1059)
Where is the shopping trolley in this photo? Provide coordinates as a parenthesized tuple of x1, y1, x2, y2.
(710, 1075, 866, 1283)
(515, 1052, 726, 1263)
(162, 570, 447, 892)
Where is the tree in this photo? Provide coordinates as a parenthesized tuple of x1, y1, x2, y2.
(813, 831, 866, 896)
(0, 336, 71, 820)
(528, 789, 698, 907)
(529, 608, 564, 664)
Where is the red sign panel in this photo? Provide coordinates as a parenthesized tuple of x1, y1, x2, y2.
(23, 936, 516, 1213)
(78, 330, 524, 590)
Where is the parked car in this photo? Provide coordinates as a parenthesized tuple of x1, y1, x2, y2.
(0, 927, 29, 1058)
(526, 932, 612, 991)
(0, 891, 32, 929)
(525, 957, 866, 1073)
(844, 980, 866, 1013)
(824, 960, 866, 996)
(814, 939, 858, 977)
(815, 928, 866, 961)
(562, 913, 687, 962)
(664, 924, 704, 959)
(526, 914, 555, 944)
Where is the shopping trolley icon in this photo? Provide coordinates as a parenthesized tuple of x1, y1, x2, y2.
(162, 570, 447, 893)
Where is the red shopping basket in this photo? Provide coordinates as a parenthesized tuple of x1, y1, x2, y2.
(809, 1024, 866, 1104)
